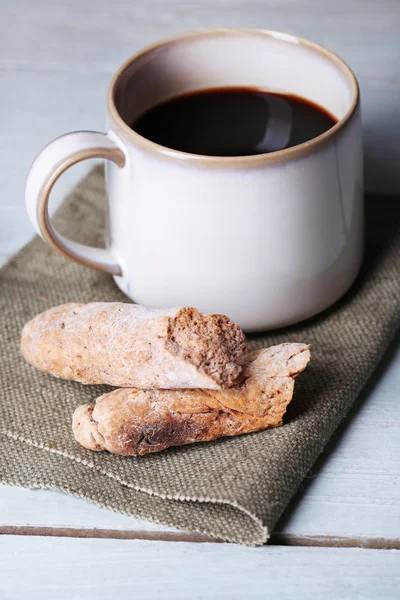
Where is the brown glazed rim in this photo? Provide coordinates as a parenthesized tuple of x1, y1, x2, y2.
(108, 28, 360, 167)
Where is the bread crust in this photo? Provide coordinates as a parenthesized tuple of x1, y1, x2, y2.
(21, 303, 246, 389)
(72, 343, 311, 456)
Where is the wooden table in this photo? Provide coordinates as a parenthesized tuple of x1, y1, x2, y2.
(1, 1, 399, 597)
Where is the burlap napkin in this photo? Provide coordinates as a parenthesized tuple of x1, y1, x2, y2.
(1, 167, 399, 545)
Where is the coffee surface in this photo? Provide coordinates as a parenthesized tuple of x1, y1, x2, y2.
(131, 87, 337, 157)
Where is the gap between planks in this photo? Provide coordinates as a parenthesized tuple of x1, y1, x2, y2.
(1, 526, 399, 549)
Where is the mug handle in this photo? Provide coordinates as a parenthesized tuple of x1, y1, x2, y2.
(25, 131, 126, 276)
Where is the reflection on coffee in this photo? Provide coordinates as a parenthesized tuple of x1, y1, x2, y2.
(131, 87, 337, 157)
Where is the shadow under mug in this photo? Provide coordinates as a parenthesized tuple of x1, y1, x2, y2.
(25, 29, 363, 332)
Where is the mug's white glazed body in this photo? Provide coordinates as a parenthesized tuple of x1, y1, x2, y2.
(26, 29, 363, 332)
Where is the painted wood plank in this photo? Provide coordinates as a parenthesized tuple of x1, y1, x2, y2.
(0, 487, 177, 534)
(1, 338, 399, 543)
(1, 0, 399, 77)
(0, 71, 108, 257)
(0, 536, 399, 600)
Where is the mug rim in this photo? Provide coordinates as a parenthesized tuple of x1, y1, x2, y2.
(108, 28, 360, 167)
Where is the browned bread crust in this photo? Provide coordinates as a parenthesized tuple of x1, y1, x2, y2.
(21, 303, 246, 389)
(73, 343, 311, 456)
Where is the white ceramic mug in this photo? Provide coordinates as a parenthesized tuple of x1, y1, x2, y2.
(26, 29, 363, 332)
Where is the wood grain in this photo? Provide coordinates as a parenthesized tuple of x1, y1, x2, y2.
(1, 536, 399, 600)
(0, 71, 107, 256)
(2, 526, 400, 550)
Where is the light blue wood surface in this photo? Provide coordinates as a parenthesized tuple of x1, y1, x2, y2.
(1, 0, 399, 596)
(1, 537, 400, 600)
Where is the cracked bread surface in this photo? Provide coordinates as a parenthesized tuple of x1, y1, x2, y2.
(72, 343, 311, 456)
(21, 302, 246, 389)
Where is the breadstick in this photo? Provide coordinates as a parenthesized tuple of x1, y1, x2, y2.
(21, 303, 246, 389)
(72, 343, 311, 456)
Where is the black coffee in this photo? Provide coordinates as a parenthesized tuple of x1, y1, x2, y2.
(131, 87, 337, 157)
